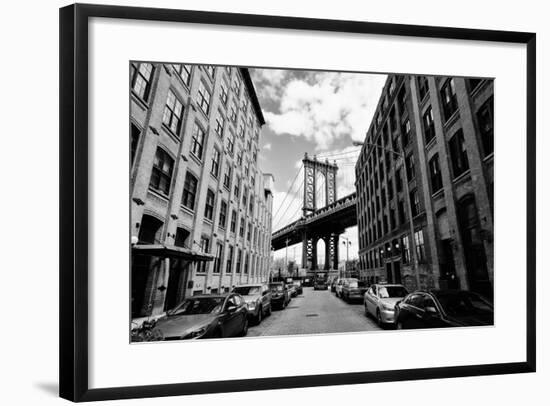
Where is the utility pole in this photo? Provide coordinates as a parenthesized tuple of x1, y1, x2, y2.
(341, 236, 351, 277)
(285, 238, 290, 277)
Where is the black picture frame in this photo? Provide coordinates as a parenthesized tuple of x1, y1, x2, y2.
(59, 3, 536, 402)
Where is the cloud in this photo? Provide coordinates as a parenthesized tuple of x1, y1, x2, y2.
(262, 71, 386, 151)
(250, 68, 291, 103)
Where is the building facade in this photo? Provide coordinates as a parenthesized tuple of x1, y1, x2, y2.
(130, 62, 274, 318)
(355, 75, 494, 299)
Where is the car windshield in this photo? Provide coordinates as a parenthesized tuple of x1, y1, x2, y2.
(435, 292, 493, 317)
(270, 284, 284, 292)
(379, 286, 408, 298)
(168, 297, 223, 316)
(234, 286, 261, 295)
(347, 279, 359, 288)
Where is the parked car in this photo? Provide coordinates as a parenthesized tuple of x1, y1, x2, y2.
(313, 278, 328, 290)
(364, 284, 409, 327)
(395, 290, 494, 329)
(302, 278, 313, 287)
(341, 278, 368, 302)
(287, 283, 297, 298)
(330, 278, 340, 292)
(146, 294, 248, 340)
(335, 278, 346, 297)
(233, 284, 272, 324)
(292, 280, 303, 295)
(269, 282, 291, 309)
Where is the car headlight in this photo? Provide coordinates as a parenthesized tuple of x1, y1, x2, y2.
(184, 327, 207, 339)
(247, 301, 257, 310)
(380, 302, 394, 311)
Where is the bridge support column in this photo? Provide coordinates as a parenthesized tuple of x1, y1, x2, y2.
(324, 235, 332, 270)
(301, 231, 318, 270)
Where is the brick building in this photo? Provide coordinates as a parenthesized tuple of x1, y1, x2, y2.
(355, 75, 493, 299)
(130, 62, 274, 318)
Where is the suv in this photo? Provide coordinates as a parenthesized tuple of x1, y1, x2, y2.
(269, 282, 290, 309)
(233, 284, 272, 324)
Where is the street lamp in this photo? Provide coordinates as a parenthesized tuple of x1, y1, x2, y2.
(341, 236, 352, 277)
(353, 140, 421, 289)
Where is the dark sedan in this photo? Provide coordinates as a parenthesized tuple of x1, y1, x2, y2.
(395, 290, 494, 329)
(142, 294, 249, 341)
(269, 282, 290, 309)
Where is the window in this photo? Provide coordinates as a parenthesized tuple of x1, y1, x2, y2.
(173, 64, 191, 86)
(418, 76, 429, 100)
(213, 243, 223, 273)
(197, 237, 210, 273)
(223, 166, 232, 189)
(233, 177, 240, 199)
(467, 78, 483, 92)
(239, 218, 245, 238)
(252, 149, 257, 163)
(423, 106, 435, 144)
(440, 78, 458, 121)
(410, 189, 420, 217)
(131, 123, 141, 165)
(182, 172, 198, 210)
(190, 123, 206, 159)
(398, 200, 406, 224)
(242, 186, 248, 207)
(402, 235, 410, 263)
(196, 81, 211, 115)
(204, 65, 215, 78)
(230, 210, 237, 233)
(395, 168, 403, 192)
(247, 222, 252, 241)
(226, 132, 235, 155)
(220, 81, 228, 105)
(244, 253, 249, 274)
(477, 96, 494, 157)
(237, 150, 243, 166)
(225, 246, 234, 274)
(405, 153, 415, 181)
(131, 62, 154, 101)
(448, 129, 470, 178)
(215, 111, 225, 138)
(397, 86, 407, 113)
(229, 100, 237, 122)
(149, 148, 174, 195)
(236, 249, 242, 273)
(232, 76, 241, 94)
(162, 90, 184, 135)
(211, 147, 220, 178)
(238, 119, 245, 138)
(249, 199, 254, 215)
(401, 119, 411, 147)
(204, 189, 215, 220)
(218, 200, 228, 228)
(414, 230, 426, 262)
(429, 154, 443, 193)
(245, 161, 250, 177)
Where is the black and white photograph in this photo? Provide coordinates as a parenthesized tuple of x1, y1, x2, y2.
(130, 63, 494, 342)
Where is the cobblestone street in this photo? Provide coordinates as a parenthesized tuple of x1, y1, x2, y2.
(248, 287, 381, 337)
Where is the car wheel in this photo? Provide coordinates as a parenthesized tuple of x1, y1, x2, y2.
(376, 309, 384, 327)
(396, 321, 404, 330)
(256, 307, 263, 324)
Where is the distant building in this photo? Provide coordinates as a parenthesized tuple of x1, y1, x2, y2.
(130, 63, 274, 318)
(355, 75, 493, 299)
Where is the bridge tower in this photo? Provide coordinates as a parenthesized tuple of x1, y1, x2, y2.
(301, 153, 340, 272)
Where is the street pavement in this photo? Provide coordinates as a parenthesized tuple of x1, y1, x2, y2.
(248, 286, 381, 337)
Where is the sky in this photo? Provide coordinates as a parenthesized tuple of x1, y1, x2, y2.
(249, 67, 387, 266)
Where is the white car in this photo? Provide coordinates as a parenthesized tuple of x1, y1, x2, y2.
(364, 284, 409, 326)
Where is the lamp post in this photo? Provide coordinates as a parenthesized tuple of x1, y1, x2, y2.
(341, 236, 351, 277)
(352, 140, 421, 289)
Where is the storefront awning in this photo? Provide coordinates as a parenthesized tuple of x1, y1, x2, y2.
(132, 244, 214, 261)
